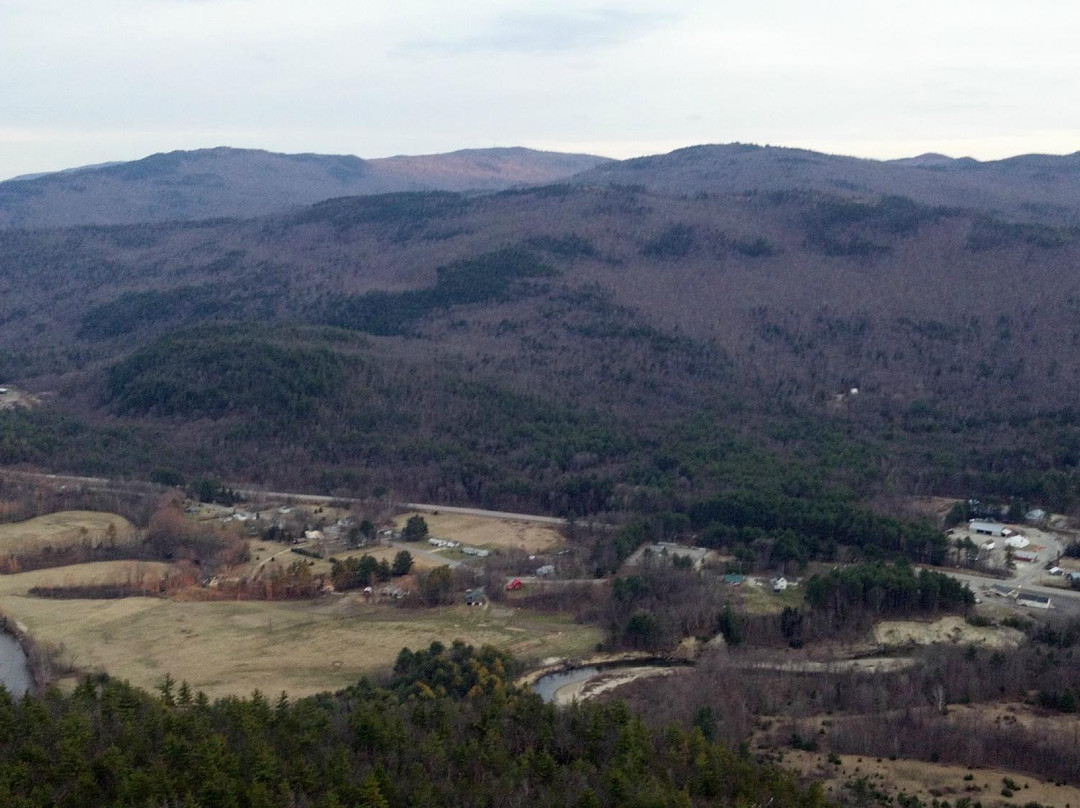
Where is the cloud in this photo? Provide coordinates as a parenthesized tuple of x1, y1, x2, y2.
(404, 8, 677, 55)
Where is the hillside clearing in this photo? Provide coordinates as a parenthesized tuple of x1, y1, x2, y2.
(0, 511, 137, 556)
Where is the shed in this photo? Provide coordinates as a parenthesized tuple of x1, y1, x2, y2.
(1012, 550, 1039, 563)
(465, 588, 487, 606)
(723, 573, 746, 586)
(505, 578, 524, 591)
(1017, 592, 1051, 609)
(535, 564, 555, 577)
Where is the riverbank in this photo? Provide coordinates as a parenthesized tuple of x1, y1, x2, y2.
(0, 611, 36, 695)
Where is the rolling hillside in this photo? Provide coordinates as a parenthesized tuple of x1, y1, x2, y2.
(575, 143, 1080, 225)
(1, 145, 1080, 516)
(0, 146, 611, 229)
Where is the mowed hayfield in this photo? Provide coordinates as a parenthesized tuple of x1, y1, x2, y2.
(0, 560, 600, 699)
(0, 511, 137, 556)
(393, 512, 565, 554)
(245, 541, 444, 577)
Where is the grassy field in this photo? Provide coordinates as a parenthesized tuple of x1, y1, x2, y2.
(246, 540, 443, 577)
(0, 560, 601, 698)
(393, 511, 565, 554)
(0, 511, 137, 557)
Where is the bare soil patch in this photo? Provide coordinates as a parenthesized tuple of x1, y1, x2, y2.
(393, 511, 565, 554)
(779, 748, 1080, 808)
(874, 615, 1024, 649)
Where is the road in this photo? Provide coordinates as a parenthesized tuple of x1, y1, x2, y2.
(936, 567, 1080, 617)
(0, 469, 569, 529)
(401, 503, 567, 526)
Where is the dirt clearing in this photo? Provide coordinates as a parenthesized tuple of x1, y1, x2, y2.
(874, 615, 1024, 649)
(780, 748, 1080, 808)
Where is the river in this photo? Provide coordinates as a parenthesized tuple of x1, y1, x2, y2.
(0, 632, 32, 696)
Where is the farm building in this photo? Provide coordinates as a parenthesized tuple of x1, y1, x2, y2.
(1004, 535, 1030, 549)
(969, 520, 1014, 538)
(628, 542, 710, 570)
(1017, 592, 1052, 609)
(1012, 549, 1039, 563)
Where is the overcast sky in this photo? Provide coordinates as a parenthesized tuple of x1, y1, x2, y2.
(2, 0, 1078, 180)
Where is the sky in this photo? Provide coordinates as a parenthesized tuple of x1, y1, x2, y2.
(2, 0, 1079, 181)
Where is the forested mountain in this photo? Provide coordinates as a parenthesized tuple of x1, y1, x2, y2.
(0, 147, 611, 229)
(575, 143, 1080, 225)
(2, 149, 1080, 518)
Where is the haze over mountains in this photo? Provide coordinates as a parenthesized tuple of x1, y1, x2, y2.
(576, 143, 1080, 225)
(2, 141, 1080, 513)
(0, 146, 611, 229)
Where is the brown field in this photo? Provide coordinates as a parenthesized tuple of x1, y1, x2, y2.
(0, 511, 137, 556)
(779, 748, 1080, 808)
(874, 615, 1025, 649)
(0, 561, 600, 698)
(393, 511, 565, 554)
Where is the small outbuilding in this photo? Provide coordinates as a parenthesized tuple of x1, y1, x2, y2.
(465, 588, 487, 606)
(1017, 592, 1051, 609)
(505, 578, 524, 591)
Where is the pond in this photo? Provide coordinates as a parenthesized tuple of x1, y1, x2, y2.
(0, 631, 32, 696)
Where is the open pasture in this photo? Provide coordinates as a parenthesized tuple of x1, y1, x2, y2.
(393, 511, 565, 554)
(0, 511, 137, 557)
(0, 563, 600, 698)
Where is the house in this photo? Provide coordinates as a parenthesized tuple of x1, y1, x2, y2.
(535, 564, 555, 577)
(505, 578, 524, 591)
(772, 576, 789, 592)
(465, 588, 487, 606)
(1004, 535, 1030, 549)
(1017, 592, 1052, 609)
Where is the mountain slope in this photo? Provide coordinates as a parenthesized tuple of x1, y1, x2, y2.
(575, 143, 1080, 225)
(0, 146, 612, 229)
(3, 181, 1080, 511)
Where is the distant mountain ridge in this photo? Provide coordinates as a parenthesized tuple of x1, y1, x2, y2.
(0, 146, 612, 229)
(574, 143, 1080, 225)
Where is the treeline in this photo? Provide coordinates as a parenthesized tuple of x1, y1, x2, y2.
(323, 247, 556, 336)
(621, 623, 1080, 785)
(0, 642, 828, 808)
(804, 563, 974, 618)
(107, 326, 348, 422)
(688, 491, 948, 564)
